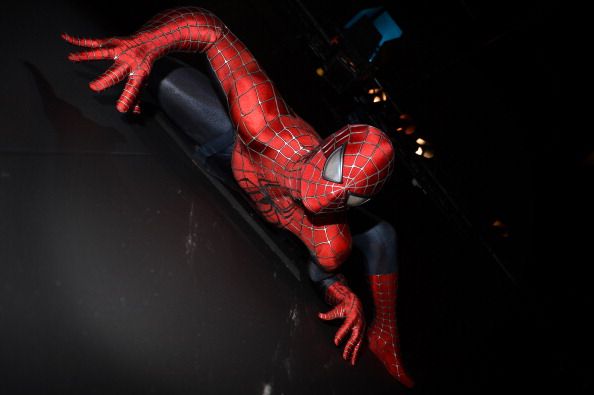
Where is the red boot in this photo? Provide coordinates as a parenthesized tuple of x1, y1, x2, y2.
(367, 273, 415, 388)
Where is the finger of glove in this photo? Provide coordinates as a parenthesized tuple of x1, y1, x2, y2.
(342, 324, 362, 362)
(334, 314, 355, 346)
(89, 63, 129, 92)
(343, 324, 363, 364)
(130, 93, 142, 115)
(68, 47, 116, 62)
(342, 336, 356, 361)
(350, 335, 363, 366)
(116, 74, 145, 113)
(62, 33, 107, 48)
(318, 306, 343, 322)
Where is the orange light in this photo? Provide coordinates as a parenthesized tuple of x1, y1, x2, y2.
(492, 219, 510, 238)
(492, 220, 505, 228)
(416, 138, 426, 145)
(396, 127, 403, 132)
(373, 96, 382, 103)
(422, 150, 434, 159)
(315, 67, 325, 77)
(381, 92, 387, 101)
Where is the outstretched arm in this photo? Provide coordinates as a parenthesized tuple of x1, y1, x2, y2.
(63, 7, 289, 141)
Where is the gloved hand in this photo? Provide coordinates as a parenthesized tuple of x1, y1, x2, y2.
(62, 7, 226, 114)
(62, 33, 156, 114)
(318, 280, 366, 366)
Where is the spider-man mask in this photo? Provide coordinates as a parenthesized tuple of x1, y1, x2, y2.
(300, 125, 395, 214)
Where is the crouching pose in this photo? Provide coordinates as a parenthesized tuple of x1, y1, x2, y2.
(63, 7, 414, 387)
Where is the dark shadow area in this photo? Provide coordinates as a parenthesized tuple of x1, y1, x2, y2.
(23, 61, 127, 150)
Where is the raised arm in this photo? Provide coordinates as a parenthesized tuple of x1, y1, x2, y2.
(63, 7, 289, 141)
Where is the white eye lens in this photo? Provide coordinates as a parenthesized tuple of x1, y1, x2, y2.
(322, 144, 344, 183)
(346, 194, 370, 207)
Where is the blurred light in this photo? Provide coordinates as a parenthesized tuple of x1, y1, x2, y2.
(396, 127, 403, 132)
(415, 147, 423, 155)
(368, 88, 380, 94)
(381, 92, 388, 101)
(399, 114, 411, 121)
(422, 149, 434, 159)
(416, 138, 426, 145)
(373, 96, 382, 103)
(411, 178, 427, 194)
(405, 125, 416, 135)
(315, 67, 325, 77)
(491, 219, 510, 238)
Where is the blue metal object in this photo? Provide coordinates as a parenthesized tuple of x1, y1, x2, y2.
(345, 7, 402, 62)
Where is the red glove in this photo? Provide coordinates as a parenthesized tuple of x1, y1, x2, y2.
(318, 281, 365, 366)
(62, 8, 226, 114)
(62, 32, 155, 114)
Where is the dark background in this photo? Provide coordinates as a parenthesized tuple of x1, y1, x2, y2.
(1, 0, 589, 393)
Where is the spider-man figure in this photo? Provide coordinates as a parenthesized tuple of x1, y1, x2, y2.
(63, 7, 414, 387)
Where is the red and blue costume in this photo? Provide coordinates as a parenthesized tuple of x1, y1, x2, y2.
(63, 7, 414, 387)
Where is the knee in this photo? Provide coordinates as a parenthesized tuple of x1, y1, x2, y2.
(315, 243, 351, 272)
(354, 221, 398, 274)
(375, 221, 397, 246)
(312, 229, 352, 272)
(316, 253, 346, 272)
(354, 220, 397, 250)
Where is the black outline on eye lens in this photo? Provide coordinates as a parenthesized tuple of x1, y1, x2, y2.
(322, 143, 346, 183)
(346, 191, 371, 207)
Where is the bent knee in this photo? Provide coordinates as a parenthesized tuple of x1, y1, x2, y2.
(315, 245, 351, 272)
(353, 220, 398, 274)
(317, 257, 342, 272)
(375, 221, 397, 246)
